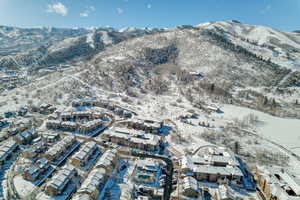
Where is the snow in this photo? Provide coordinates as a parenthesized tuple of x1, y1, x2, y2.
(251, 26, 300, 48)
(202, 21, 300, 70)
(7, 29, 20, 38)
(48, 37, 80, 53)
(101, 31, 113, 45)
(13, 175, 36, 199)
(102, 55, 127, 62)
(86, 33, 95, 48)
(246, 26, 270, 45)
(220, 104, 300, 156)
(169, 121, 214, 154)
(36, 176, 80, 200)
(276, 70, 296, 86)
(196, 22, 211, 27)
(212, 21, 300, 49)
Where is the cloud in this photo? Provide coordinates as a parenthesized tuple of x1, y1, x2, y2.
(147, 4, 152, 9)
(80, 11, 89, 17)
(116, 8, 124, 15)
(261, 4, 272, 14)
(47, 2, 68, 16)
(80, 5, 96, 17)
(89, 6, 95, 11)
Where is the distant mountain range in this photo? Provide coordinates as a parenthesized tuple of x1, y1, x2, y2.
(0, 25, 165, 72)
(1, 20, 300, 118)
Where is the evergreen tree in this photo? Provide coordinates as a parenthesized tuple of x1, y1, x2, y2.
(271, 98, 277, 108)
(262, 96, 268, 106)
(210, 83, 215, 93)
(234, 141, 240, 155)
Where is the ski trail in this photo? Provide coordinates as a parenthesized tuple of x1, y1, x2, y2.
(272, 70, 296, 92)
(277, 70, 295, 86)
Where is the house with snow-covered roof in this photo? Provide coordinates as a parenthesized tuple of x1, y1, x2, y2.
(23, 158, 51, 182)
(182, 176, 200, 197)
(0, 140, 18, 164)
(71, 141, 99, 168)
(180, 147, 245, 187)
(45, 165, 77, 196)
(44, 136, 77, 162)
(77, 168, 107, 199)
(95, 149, 118, 173)
(256, 166, 300, 200)
(102, 128, 161, 151)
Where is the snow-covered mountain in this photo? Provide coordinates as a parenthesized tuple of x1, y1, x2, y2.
(0, 25, 164, 54)
(198, 21, 300, 70)
(2, 21, 299, 71)
(1, 21, 300, 118)
(0, 25, 165, 72)
(0, 26, 90, 54)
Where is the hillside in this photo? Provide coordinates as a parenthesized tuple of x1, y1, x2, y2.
(0, 21, 300, 118)
(0, 26, 164, 72)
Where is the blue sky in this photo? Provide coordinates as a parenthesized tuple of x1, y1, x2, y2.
(0, 0, 299, 31)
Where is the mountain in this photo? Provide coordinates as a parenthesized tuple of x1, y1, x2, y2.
(0, 26, 90, 54)
(0, 21, 300, 118)
(0, 25, 165, 72)
(198, 21, 300, 69)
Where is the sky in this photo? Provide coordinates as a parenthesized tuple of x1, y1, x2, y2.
(0, 0, 299, 31)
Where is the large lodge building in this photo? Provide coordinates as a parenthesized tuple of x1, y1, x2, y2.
(180, 147, 245, 187)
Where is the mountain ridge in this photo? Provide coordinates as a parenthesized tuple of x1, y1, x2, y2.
(1, 21, 300, 118)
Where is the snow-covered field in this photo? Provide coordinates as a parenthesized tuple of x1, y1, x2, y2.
(220, 104, 300, 156)
(13, 175, 36, 199)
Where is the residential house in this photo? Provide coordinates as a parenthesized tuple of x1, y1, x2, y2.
(103, 128, 161, 152)
(180, 147, 244, 186)
(182, 176, 199, 197)
(23, 142, 46, 159)
(45, 165, 77, 196)
(255, 166, 300, 200)
(42, 132, 60, 143)
(77, 168, 106, 199)
(23, 158, 50, 181)
(14, 129, 36, 144)
(95, 149, 118, 173)
(0, 140, 18, 164)
(71, 141, 98, 168)
(44, 136, 76, 161)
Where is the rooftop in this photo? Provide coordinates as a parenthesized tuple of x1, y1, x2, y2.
(183, 176, 198, 191)
(105, 128, 160, 146)
(193, 165, 243, 177)
(47, 165, 76, 192)
(258, 166, 300, 199)
(78, 168, 106, 194)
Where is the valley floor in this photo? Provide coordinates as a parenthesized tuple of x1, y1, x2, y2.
(220, 104, 300, 156)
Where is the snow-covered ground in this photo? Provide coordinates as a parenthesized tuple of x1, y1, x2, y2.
(220, 104, 300, 156)
(13, 175, 36, 199)
(203, 21, 300, 70)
